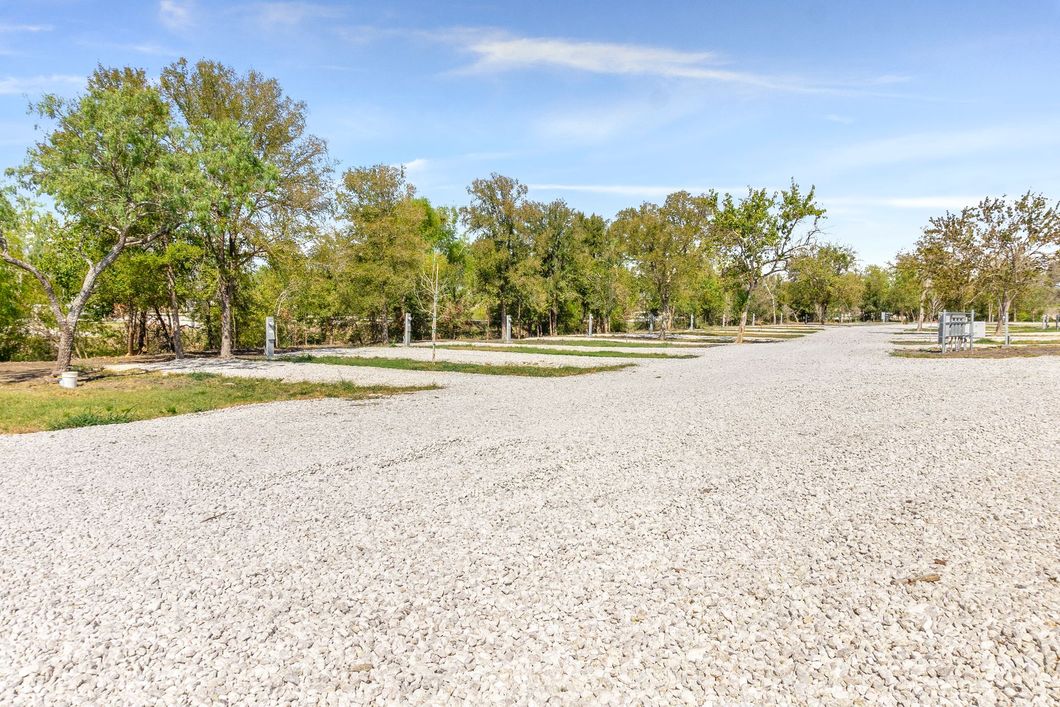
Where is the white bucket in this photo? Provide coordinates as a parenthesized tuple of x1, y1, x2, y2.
(58, 371, 79, 389)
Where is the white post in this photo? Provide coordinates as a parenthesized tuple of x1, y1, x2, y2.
(649, 314, 654, 334)
(588, 313, 593, 337)
(504, 315, 512, 343)
(689, 313, 694, 331)
(939, 311, 947, 353)
(403, 312, 412, 347)
(265, 316, 276, 360)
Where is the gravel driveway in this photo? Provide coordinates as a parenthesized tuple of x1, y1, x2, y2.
(2, 326, 1058, 703)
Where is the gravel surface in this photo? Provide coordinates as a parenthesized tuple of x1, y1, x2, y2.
(2, 325, 1058, 704)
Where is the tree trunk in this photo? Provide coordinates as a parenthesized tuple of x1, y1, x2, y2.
(736, 307, 749, 344)
(153, 306, 172, 351)
(431, 283, 438, 362)
(218, 279, 235, 359)
(54, 320, 76, 375)
(135, 309, 147, 354)
(165, 264, 184, 359)
(999, 294, 1012, 343)
(916, 289, 926, 332)
(126, 304, 138, 356)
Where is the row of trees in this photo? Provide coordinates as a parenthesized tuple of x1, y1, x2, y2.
(0, 61, 832, 372)
(895, 194, 1060, 331)
(1, 61, 1057, 372)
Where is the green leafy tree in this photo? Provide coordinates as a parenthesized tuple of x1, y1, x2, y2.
(614, 191, 716, 339)
(0, 68, 191, 373)
(462, 174, 530, 332)
(334, 164, 430, 342)
(716, 182, 824, 342)
(160, 59, 330, 358)
(860, 265, 892, 320)
(787, 243, 857, 323)
(976, 193, 1060, 332)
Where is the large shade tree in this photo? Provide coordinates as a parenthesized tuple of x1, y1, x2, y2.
(159, 59, 330, 358)
(462, 174, 530, 333)
(0, 67, 192, 373)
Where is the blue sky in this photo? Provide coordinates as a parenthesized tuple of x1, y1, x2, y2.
(2, 1, 1059, 265)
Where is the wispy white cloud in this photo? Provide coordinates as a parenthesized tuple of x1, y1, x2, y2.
(159, 0, 194, 30)
(246, 2, 344, 29)
(530, 183, 729, 198)
(401, 158, 430, 176)
(0, 24, 53, 33)
(82, 40, 182, 56)
(448, 31, 905, 94)
(822, 123, 1060, 171)
(0, 74, 83, 96)
(825, 195, 984, 211)
(824, 114, 854, 124)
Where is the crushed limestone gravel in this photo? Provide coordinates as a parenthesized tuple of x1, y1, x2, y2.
(1, 325, 1058, 703)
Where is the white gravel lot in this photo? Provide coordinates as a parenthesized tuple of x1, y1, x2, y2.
(2, 325, 1058, 704)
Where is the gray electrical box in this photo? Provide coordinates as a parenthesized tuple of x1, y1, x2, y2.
(938, 311, 974, 352)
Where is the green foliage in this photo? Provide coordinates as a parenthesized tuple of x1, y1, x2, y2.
(787, 243, 858, 322)
(715, 182, 825, 334)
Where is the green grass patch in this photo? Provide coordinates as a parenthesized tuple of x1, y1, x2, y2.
(290, 354, 632, 377)
(500, 338, 709, 349)
(436, 344, 696, 359)
(1, 371, 427, 434)
(692, 329, 807, 339)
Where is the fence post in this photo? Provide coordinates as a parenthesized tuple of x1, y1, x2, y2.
(265, 316, 276, 360)
(939, 310, 946, 353)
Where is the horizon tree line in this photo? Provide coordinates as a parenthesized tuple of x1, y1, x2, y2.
(1, 61, 1058, 372)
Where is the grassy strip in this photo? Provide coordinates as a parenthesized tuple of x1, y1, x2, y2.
(290, 354, 632, 377)
(692, 330, 807, 339)
(436, 344, 696, 359)
(499, 338, 708, 349)
(1, 371, 427, 434)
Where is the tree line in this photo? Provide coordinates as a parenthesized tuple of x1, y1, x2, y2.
(1, 61, 1058, 372)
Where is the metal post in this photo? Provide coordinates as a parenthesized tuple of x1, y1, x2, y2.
(1004, 309, 1010, 347)
(939, 311, 946, 353)
(649, 314, 654, 334)
(403, 312, 411, 347)
(504, 315, 512, 342)
(969, 310, 974, 350)
(265, 316, 276, 360)
(689, 313, 694, 330)
(588, 313, 593, 337)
